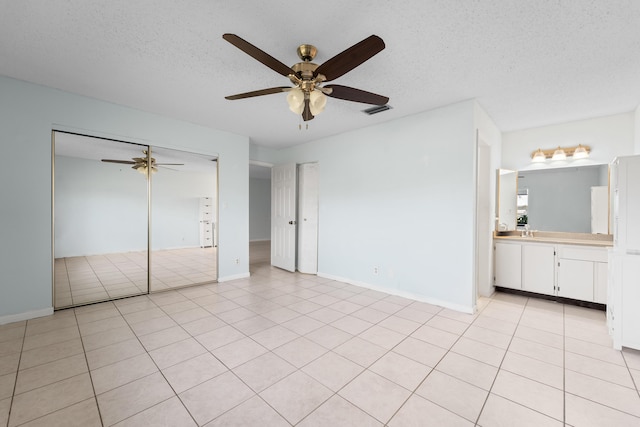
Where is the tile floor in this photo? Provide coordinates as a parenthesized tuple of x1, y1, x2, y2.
(54, 247, 217, 309)
(3, 244, 640, 426)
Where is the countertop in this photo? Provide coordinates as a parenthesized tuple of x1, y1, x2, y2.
(494, 231, 613, 247)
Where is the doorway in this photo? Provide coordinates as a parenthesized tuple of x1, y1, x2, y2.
(52, 131, 218, 309)
(249, 162, 272, 269)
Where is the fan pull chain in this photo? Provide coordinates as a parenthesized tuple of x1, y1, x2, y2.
(297, 117, 309, 131)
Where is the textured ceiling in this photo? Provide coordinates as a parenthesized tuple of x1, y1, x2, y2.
(1, 1, 639, 149)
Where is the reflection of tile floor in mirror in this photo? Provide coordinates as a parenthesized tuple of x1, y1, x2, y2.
(54, 248, 217, 308)
(3, 241, 640, 426)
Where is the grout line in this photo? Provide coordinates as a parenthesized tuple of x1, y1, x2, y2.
(5, 321, 27, 427)
(112, 295, 202, 427)
(72, 308, 105, 427)
(473, 295, 529, 426)
(620, 352, 640, 399)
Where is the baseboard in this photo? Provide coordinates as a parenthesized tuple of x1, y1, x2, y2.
(0, 307, 54, 325)
(217, 272, 250, 282)
(317, 272, 474, 314)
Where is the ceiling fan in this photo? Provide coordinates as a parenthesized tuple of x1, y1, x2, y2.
(223, 33, 389, 121)
(101, 150, 184, 174)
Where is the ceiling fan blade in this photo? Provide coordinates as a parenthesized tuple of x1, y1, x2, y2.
(302, 98, 314, 122)
(314, 35, 385, 82)
(101, 159, 137, 164)
(324, 85, 389, 105)
(157, 165, 180, 171)
(223, 34, 295, 77)
(155, 163, 184, 166)
(225, 87, 291, 100)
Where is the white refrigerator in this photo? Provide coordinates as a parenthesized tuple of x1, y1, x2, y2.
(608, 155, 640, 350)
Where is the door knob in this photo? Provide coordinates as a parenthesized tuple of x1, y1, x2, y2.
(289, 220, 297, 225)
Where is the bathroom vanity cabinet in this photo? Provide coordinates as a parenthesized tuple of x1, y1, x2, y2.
(494, 238, 610, 304)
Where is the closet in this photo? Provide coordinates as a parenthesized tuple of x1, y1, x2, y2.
(53, 131, 218, 309)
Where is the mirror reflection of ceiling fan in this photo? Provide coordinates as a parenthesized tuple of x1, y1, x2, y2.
(222, 33, 389, 121)
(101, 150, 184, 174)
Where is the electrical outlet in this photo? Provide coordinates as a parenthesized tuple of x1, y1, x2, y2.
(235, 258, 239, 264)
(373, 266, 379, 275)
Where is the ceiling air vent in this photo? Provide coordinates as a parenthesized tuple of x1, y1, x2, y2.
(363, 105, 392, 115)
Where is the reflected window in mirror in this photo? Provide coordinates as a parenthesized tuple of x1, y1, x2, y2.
(516, 189, 528, 229)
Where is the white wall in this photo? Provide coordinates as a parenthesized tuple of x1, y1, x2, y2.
(249, 177, 271, 241)
(502, 112, 635, 171)
(0, 75, 249, 322)
(276, 101, 479, 312)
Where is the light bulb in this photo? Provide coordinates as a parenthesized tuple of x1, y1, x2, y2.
(531, 149, 546, 163)
(286, 88, 304, 114)
(573, 144, 589, 159)
(309, 90, 327, 116)
(551, 147, 566, 161)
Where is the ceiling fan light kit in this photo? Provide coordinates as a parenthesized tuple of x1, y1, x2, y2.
(222, 34, 389, 122)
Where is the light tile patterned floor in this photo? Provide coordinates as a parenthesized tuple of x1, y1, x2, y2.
(54, 247, 217, 309)
(3, 244, 640, 426)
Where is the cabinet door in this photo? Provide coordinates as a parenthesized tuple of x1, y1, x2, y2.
(557, 259, 594, 301)
(522, 244, 555, 295)
(495, 243, 522, 289)
(594, 262, 608, 304)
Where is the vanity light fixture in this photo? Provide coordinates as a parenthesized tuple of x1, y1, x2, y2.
(529, 145, 591, 162)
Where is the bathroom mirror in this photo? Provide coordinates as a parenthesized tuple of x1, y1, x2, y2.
(517, 164, 609, 233)
(495, 169, 517, 231)
(496, 164, 609, 234)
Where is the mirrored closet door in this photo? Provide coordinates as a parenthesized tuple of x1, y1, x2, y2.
(150, 147, 218, 292)
(53, 132, 218, 309)
(53, 133, 150, 308)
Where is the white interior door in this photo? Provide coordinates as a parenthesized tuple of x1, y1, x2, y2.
(298, 163, 319, 274)
(271, 163, 297, 272)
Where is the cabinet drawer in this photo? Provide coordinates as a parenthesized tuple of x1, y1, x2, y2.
(558, 245, 608, 262)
